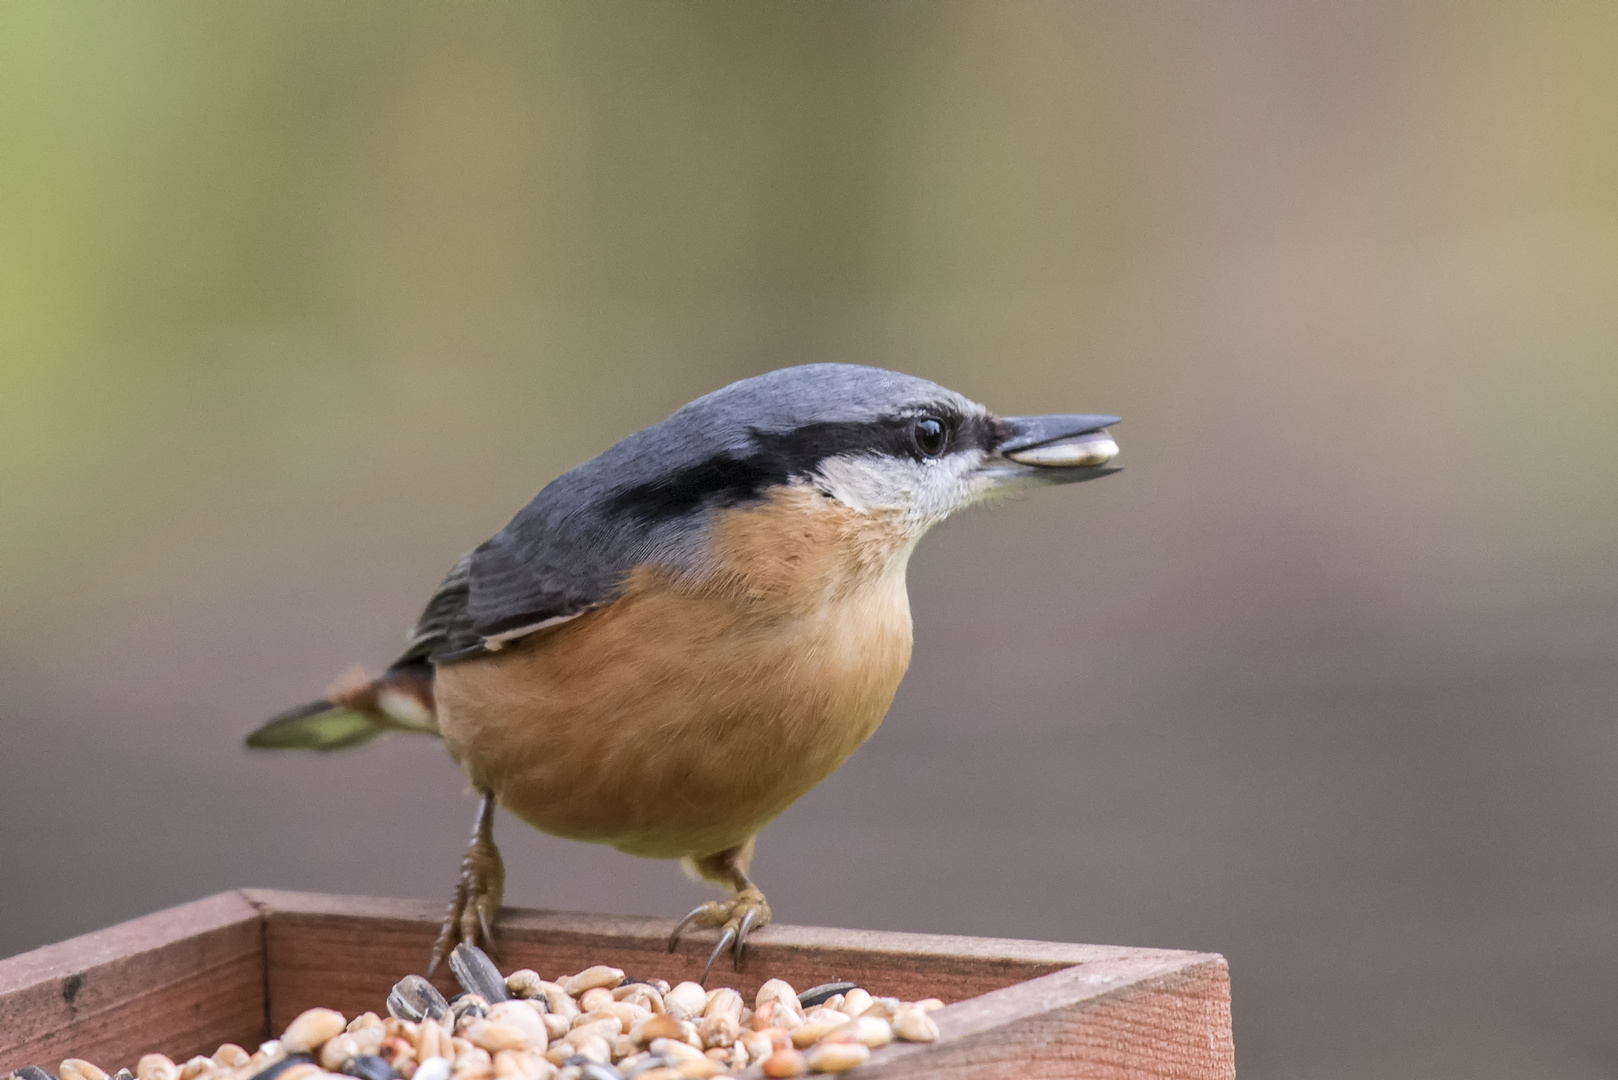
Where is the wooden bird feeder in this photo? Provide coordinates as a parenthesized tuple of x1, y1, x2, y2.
(0, 891, 1233, 1079)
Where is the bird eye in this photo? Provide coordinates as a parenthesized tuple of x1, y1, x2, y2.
(913, 417, 947, 457)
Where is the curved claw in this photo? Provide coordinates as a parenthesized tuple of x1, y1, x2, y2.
(475, 901, 501, 964)
(734, 905, 761, 970)
(700, 925, 738, 985)
(668, 902, 712, 953)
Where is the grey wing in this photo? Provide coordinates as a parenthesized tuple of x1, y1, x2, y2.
(418, 425, 712, 663)
(461, 512, 616, 646)
(392, 554, 482, 668)
(397, 524, 622, 667)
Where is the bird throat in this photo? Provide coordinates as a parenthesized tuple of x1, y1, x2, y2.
(686, 481, 919, 613)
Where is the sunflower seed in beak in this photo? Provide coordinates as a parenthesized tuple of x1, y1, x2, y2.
(1003, 430, 1118, 468)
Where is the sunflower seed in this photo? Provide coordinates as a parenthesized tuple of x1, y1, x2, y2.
(1004, 430, 1118, 468)
(337, 1057, 394, 1080)
(449, 944, 510, 1003)
(450, 993, 492, 1024)
(387, 975, 450, 1023)
(795, 982, 856, 1008)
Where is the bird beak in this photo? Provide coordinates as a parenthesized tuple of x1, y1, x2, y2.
(977, 413, 1122, 488)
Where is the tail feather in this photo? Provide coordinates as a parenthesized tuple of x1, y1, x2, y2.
(246, 700, 384, 751)
(246, 663, 437, 751)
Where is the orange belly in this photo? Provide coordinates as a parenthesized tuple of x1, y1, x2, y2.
(433, 485, 916, 860)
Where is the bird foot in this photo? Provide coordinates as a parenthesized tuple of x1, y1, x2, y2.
(667, 886, 771, 983)
(427, 829, 505, 976)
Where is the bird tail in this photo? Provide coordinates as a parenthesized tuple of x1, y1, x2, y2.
(245, 663, 438, 751)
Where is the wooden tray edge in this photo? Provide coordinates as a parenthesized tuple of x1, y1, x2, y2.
(242, 888, 1203, 969)
(0, 892, 267, 1072)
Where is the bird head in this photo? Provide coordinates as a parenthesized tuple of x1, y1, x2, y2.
(606, 364, 1119, 540)
(462, 364, 1120, 645)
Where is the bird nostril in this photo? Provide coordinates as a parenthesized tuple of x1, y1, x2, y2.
(1003, 430, 1118, 468)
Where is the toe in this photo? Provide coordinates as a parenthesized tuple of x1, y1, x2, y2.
(427, 860, 505, 974)
(426, 902, 459, 976)
(459, 902, 481, 956)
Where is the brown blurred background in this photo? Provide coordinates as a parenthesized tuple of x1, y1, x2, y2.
(3, 2, 1617, 1076)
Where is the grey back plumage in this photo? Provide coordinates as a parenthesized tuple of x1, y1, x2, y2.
(398, 364, 981, 664)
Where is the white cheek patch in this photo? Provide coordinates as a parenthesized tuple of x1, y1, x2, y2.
(814, 451, 988, 529)
(814, 455, 914, 512)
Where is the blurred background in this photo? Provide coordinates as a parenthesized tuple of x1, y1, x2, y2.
(3, 2, 1616, 1076)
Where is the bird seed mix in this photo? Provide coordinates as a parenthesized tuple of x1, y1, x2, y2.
(7, 945, 943, 1080)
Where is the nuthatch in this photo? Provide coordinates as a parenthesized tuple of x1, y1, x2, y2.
(248, 364, 1120, 978)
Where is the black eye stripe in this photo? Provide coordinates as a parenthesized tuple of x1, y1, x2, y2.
(607, 410, 991, 521)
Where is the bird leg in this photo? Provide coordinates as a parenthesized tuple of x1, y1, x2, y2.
(427, 790, 505, 975)
(667, 840, 771, 983)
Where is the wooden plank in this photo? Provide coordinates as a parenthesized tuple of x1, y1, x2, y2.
(249, 889, 1155, 1025)
(247, 890, 1232, 1080)
(0, 892, 266, 1074)
(824, 954, 1233, 1080)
